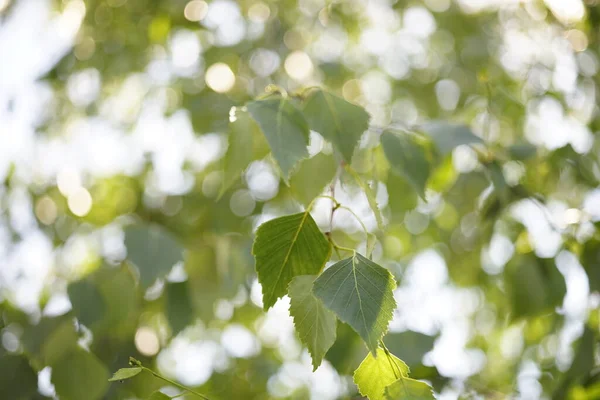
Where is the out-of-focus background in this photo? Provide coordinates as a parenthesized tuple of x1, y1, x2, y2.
(1, 0, 599, 399)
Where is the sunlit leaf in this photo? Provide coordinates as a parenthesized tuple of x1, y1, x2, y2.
(353, 348, 409, 400)
(381, 129, 431, 199)
(302, 89, 370, 163)
(247, 97, 310, 181)
(52, 348, 109, 400)
(419, 122, 483, 155)
(313, 253, 396, 353)
(384, 377, 435, 400)
(288, 275, 337, 371)
(108, 367, 143, 382)
(124, 224, 184, 288)
(252, 212, 331, 310)
(289, 152, 337, 206)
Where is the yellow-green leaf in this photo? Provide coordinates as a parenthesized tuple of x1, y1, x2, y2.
(384, 378, 435, 400)
(353, 348, 409, 400)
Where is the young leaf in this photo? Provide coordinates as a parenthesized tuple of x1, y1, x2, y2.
(419, 122, 483, 156)
(289, 152, 337, 206)
(108, 367, 143, 382)
(219, 110, 269, 198)
(124, 224, 184, 288)
(247, 97, 310, 181)
(381, 130, 431, 199)
(252, 212, 331, 310)
(288, 275, 337, 371)
(312, 253, 396, 353)
(302, 89, 370, 163)
(384, 378, 435, 400)
(353, 348, 409, 400)
(148, 391, 173, 400)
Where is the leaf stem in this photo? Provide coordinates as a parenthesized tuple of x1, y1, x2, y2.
(129, 358, 211, 400)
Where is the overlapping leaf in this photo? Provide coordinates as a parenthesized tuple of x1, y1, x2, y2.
(247, 97, 310, 181)
(312, 253, 396, 353)
(384, 378, 435, 400)
(289, 152, 337, 206)
(252, 212, 331, 310)
(302, 89, 370, 163)
(288, 275, 337, 370)
(419, 122, 483, 155)
(353, 348, 409, 400)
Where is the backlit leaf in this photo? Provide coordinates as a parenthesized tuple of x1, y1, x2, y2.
(288, 275, 337, 371)
(108, 367, 143, 382)
(313, 253, 396, 353)
(384, 378, 435, 400)
(353, 348, 409, 400)
(148, 391, 173, 400)
(247, 97, 310, 181)
(124, 224, 184, 288)
(302, 89, 370, 163)
(252, 212, 331, 310)
(381, 129, 431, 199)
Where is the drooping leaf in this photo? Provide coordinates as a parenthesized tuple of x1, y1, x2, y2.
(246, 97, 310, 181)
(384, 378, 435, 400)
(384, 331, 436, 368)
(220, 110, 269, 197)
(52, 348, 110, 400)
(302, 89, 370, 163)
(95, 264, 140, 337)
(345, 166, 384, 230)
(419, 122, 483, 155)
(148, 391, 173, 400)
(289, 152, 337, 206)
(68, 279, 106, 328)
(288, 275, 337, 371)
(0, 351, 38, 399)
(312, 253, 396, 353)
(381, 130, 432, 199)
(124, 224, 184, 288)
(108, 367, 143, 382)
(252, 212, 331, 310)
(353, 348, 409, 400)
(165, 281, 194, 335)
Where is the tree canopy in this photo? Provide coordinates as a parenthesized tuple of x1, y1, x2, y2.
(0, 0, 599, 399)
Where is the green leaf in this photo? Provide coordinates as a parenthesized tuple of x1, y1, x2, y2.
(52, 348, 110, 400)
(108, 367, 143, 382)
(384, 378, 435, 400)
(353, 348, 409, 400)
(384, 331, 436, 368)
(345, 166, 384, 231)
(252, 212, 331, 310)
(381, 130, 431, 199)
(68, 279, 106, 328)
(247, 97, 310, 181)
(0, 352, 38, 399)
(302, 89, 370, 163)
(148, 391, 173, 400)
(289, 152, 337, 206)
(312, 253, 397, 353)
(166, 281, 194, 335)
(124, 224, 184, 288)
(220, 110, 269, 198)
(504, 255, 566, 320)
(288, 275, 337, 371)
(419, 122, 483, 155)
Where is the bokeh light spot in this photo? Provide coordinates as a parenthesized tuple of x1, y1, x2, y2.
(205, 63, 235, 93)
(284, 51, 313, 81)
(135, 327, 160, 356)
(184, 0, 208, 22)
(68, 188, 92, 217)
